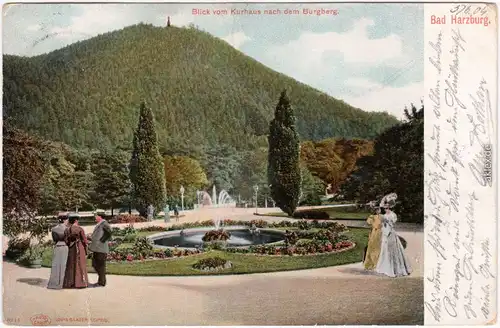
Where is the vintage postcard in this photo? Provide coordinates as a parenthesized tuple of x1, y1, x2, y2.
(1, 1, 497, 326)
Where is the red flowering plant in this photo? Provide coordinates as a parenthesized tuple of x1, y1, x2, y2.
(249, 219, 268, 228)
(223, 219, 239, 226)
(335, 241, 353, 249)
(109, 215, 147, 224)
(202, 229, 231, 242)
(284, 230, 299, 246)
(313, 229, 338, 245)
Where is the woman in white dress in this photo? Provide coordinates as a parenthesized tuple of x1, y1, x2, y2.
(375, 193, 412, 277)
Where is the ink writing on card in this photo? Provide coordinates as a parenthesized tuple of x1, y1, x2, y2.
(425, 3, 496, 325)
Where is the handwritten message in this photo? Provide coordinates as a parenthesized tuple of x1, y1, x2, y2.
(424, 3, 496, 325)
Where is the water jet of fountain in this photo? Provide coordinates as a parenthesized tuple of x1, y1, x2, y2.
(217, 190, 234, 207)
(212, 185, 217, 206)
(213, 217, 222, 231)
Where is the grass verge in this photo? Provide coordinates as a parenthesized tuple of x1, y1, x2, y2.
(259, 207, 369, 220)
(41, 228, 369, 276)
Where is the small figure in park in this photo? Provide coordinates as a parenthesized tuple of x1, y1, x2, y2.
(173, 205, 179, 222)
(147, 204, 154, 221)
(164, 205, 170, 223)
(364, 207, 383, 270)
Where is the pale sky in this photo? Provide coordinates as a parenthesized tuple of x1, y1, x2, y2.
(2, 3, 424, 118)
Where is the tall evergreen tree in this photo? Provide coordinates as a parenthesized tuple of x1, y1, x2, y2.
(267, 90, 302, 215)
(130, 102, 167, 216)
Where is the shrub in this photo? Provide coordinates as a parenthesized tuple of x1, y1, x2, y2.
(163, 248, 173, 257)
(297, 220, 310, 230)
(17, 245, 45, 265)
(137, 225, 166, 232)
(193, 256, 228, 270)
(326, 222, 347, 234)
(284, 230, 298, 246)
(202, 230, 231, 242)
(109, 214, 147, 224)
(123, 233, 138, 243)
(313, 229, 338, 244)
(204, 241, 226, 251)
(292, 210, 330, 220)
(132, 237, 153, 257)
(5, 237, 30, 260)
(111, 227, 125, 236)
(249, 219, 268, 228)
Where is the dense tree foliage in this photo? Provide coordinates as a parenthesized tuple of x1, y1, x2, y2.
(39, 144, 97, 213)
(338, 104, 424, 223)
(92, 151, 132, 215)
(268, 90, 302, 215)
(164, 155, 208, 207)
(300, 165, 326, 206)
(3, 24, 398, 152)
(234, 147, 270, 203)
(300, 138, 374, 194)
(130, 102, 166, 215)
(3, 124, 47, 236)
(201, 144, 242, 194)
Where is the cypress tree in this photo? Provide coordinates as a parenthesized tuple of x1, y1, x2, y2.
(130, 101, 167, 216)
(267, 90, 302, 216)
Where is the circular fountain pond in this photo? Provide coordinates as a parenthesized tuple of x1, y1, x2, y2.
(149, 227, 285, 249)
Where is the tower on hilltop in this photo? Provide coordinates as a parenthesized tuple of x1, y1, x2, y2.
(166, 16, 171, 27)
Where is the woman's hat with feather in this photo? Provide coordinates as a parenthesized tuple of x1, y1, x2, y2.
(380, 193, 398, 209)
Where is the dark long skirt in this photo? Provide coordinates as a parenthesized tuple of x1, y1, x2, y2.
(63, 242, 88, 288)
(47, 245, 69, 289)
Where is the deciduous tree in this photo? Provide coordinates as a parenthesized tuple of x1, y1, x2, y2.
(338, 104, 423, 223)
(164, 155, 208, 206)
(3, 125, 47, 236)
(92, 151, 132, 215)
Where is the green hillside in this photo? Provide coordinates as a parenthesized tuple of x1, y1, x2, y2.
(3, 23, 398, 152)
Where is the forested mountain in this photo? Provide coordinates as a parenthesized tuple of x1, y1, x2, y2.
(3, 23, 398, 152)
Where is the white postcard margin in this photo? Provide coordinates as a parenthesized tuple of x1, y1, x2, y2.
(424, 3, 497, 325)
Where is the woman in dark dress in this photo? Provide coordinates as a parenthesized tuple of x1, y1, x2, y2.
(63, 214, 89, 289)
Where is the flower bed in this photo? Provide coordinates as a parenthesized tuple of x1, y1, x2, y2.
(109, 214, 147, 224)
(106, 247, 204, 262)
(225, 240, 355, 256)
(133, 219, 346, 233)
(104, 219, 353, 262)
(192, 257, 233, 271)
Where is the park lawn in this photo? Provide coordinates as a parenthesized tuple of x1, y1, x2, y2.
(114, 231, 162, 250)
(260, 207, 370, 220)
(41, 228, 369, 276)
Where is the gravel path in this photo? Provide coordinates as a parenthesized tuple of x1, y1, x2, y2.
(2, 207, 423, 326)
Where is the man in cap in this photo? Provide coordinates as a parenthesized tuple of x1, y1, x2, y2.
(87, 214, 112, 287)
